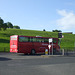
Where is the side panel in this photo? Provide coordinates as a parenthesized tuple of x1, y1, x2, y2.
(33, 42, 41, 53)
(40, 42, 48, 53)
(18, 42, 33, 53)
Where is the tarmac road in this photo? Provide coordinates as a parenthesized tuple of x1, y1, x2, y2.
(0, 53, 75, 75)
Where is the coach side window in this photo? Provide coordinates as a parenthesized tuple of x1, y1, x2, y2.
(53, 39, 57, 43)
(30, 38, 33, 42)
(33, 38, 37, 42)
(44, 39, 48, 43)
(19, 37, 29, 42)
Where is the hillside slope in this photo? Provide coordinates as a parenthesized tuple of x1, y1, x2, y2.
(0, 29, 75, 51)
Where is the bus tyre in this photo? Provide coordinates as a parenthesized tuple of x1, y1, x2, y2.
(31, 49, 35, 55)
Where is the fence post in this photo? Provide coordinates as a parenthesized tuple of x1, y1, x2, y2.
(66, 50, 68, 56)
(4, 47, 5, 52)
(62, 49, 64, 56)
(74, 42, 75, 51)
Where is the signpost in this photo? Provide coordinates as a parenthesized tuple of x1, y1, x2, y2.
(49, 38, 52, 43)
(52, 42, 53, 55)
(48, 38, 53, 55)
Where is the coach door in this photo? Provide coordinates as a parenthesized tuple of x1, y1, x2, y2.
(32, 38, 41, 53)
(40, 38, 48, 53)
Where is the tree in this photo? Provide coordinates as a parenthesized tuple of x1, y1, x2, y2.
(0, 17, 4, 30)
(2, 23, 8, 31)
(13, 25, 20, 29)
(7, 22, 13, 28)
(43, 29, 46, 31)
(52, 29, 62, 32)
(0, 17, 20, 31)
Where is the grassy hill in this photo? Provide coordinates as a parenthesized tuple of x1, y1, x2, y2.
(0, 28, 75, 51)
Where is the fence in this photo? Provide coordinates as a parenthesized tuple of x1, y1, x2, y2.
(0, 47, 75, 56)
(60, 47, 75, 56)
(0, 47, 10, 52)
(61, 47, 75, 51)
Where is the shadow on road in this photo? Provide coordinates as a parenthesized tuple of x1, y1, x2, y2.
(18, 53, 44, 56)
(0, 57, 12, 61)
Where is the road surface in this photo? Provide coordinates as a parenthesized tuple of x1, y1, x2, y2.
(0, 53, 75, 75)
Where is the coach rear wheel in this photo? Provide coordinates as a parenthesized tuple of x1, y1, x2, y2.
(31, 49, 36, 55)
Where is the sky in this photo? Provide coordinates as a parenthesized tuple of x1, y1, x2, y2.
(0, 0, 75, 33)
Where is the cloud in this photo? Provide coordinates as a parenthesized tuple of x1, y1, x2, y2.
(57, 10, 75, 30)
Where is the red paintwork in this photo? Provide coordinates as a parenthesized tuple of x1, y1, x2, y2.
(10, 35, 60, 54)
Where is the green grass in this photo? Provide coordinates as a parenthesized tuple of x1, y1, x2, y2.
(0, 28, 75, 51)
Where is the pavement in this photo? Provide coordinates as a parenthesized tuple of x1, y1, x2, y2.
(0, 53, 75, 75)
